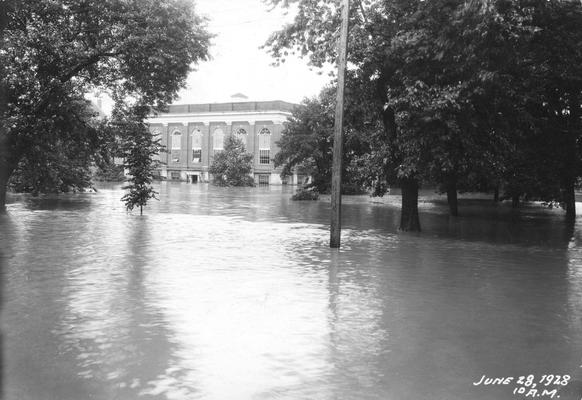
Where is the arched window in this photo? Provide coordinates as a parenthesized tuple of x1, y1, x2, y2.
(172, 131, 182, 149)
(191, 128, 202, 163)
(234, 127, 247, 146)
(213, 128, 224, 155)
(171, 130, 181, 162)
(258, 128, 271, 164)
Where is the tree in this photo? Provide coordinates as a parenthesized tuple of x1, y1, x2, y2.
(458, 0, 582, 217)
(115, 104, 162, 215)
(275, 84, 372, 193)
(515, 1, 582, 219)
(264, 0, 449, 230)
(376, 0, 529, 219)
(0, 0, 211, 211)
(6, 98, 108, 195)
(209, 136, 255, 187)
(275, 93, 334, 191)
(266, 0, 582, 229)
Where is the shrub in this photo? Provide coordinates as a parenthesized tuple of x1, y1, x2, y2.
(292, 187, 319, 200)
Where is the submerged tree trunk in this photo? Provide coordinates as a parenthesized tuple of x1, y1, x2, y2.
(376, 78, 422, 232)
(511, 195, 520, 208)
(0, 82, 9, 212)
(0, 164, 10, 213)
(563, 178, 576, 222)
(375, 75, 422, 232)
(563, 91, 579, 222)
(0, 130, 18, 213)
(400, 178, 421, 231)
(446, 175, 458, 217)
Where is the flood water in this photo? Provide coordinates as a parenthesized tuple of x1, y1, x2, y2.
(1, 182, 582, 400)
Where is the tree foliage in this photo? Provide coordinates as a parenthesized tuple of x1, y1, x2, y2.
(7, 98, 108, 194)
(275, 84, 372, 194)
(0, 0, 211, 210)
(113, 104, 163, 214)
(275, 88, 334, 191)
(512, 1, 582, 217)
(266, 0, 582, 229)
(209, 136, 255, 187)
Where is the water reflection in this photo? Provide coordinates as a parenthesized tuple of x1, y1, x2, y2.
(2, 184, 582, 399)
(141, 218, 332, 399)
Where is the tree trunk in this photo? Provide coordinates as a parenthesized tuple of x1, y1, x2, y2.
(563, 91, 579, 222)
(376, 75, 421, 231)
(400, 178, 421, 231)
(563, 178, 576, 222)
(494, 184, 500, 202)
(0, 81, 9, 212)
(511, 195, 520, 208)
(446, 175, 458, 217)
(0, 130, 18, 213)
(0, 163, 10, 213)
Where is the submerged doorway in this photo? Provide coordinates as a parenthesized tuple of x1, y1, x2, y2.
(257, 174, 269, 186)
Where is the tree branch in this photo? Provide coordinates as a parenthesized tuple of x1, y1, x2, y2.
(358, 0, 369, 26)
(60, 51, 118, 83)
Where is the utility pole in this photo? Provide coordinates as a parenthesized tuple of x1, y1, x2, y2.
(330, 0, 350, 248)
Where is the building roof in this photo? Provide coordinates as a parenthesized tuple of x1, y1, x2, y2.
(159, 100, 297, 115)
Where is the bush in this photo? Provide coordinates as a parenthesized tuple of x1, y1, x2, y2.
(292, 187, 319, 200)
(209, 136, 255, 187)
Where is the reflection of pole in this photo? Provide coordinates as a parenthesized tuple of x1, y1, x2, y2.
(330, 0, 350, 248)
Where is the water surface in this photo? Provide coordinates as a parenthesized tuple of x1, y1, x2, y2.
(1, 183, 582, 400)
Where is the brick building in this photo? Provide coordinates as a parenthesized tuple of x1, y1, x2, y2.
(146, 100, 301, 185)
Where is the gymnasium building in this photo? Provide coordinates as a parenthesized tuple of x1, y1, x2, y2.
(146, 98, 302, 185)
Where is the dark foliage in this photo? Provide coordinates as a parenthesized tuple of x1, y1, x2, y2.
(0, 0, 211, 210)
(274, 85, 370, 194)
(292, 187, 319, 201)
(209, 136, 255, 187)
(266, 0, 582, 228)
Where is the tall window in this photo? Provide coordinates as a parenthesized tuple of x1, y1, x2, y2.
(171, 131, 181, 162)
(213, 128, 224, 155)
(191, 128, 202, 163)
(258, 127, 271, 164)
(234, 127, 247, 147)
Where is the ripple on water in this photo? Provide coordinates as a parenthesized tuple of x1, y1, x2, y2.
(2, 185, 582, 400)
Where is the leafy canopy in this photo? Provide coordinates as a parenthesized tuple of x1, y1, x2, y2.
(266, 0, 582, 201)
(0, 0, 211, 205)
(209, 136, 256, 187)
(275, 84, 371, 193)
(114, 103, 163, 214)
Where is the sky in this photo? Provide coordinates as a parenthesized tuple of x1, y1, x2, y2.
(173, 0, 333, 105)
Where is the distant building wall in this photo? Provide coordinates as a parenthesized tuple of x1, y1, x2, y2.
(146, 100, 298, 185)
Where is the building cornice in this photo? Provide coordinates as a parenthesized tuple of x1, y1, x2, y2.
(146, 110, 292, 126)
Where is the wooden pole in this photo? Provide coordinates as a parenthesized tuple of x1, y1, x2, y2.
(330, 0, 350, 248)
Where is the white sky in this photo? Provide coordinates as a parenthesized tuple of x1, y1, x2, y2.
(174, 0, 332, 105)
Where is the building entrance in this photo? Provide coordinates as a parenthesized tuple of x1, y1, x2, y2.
(258, 174, 270, 185)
